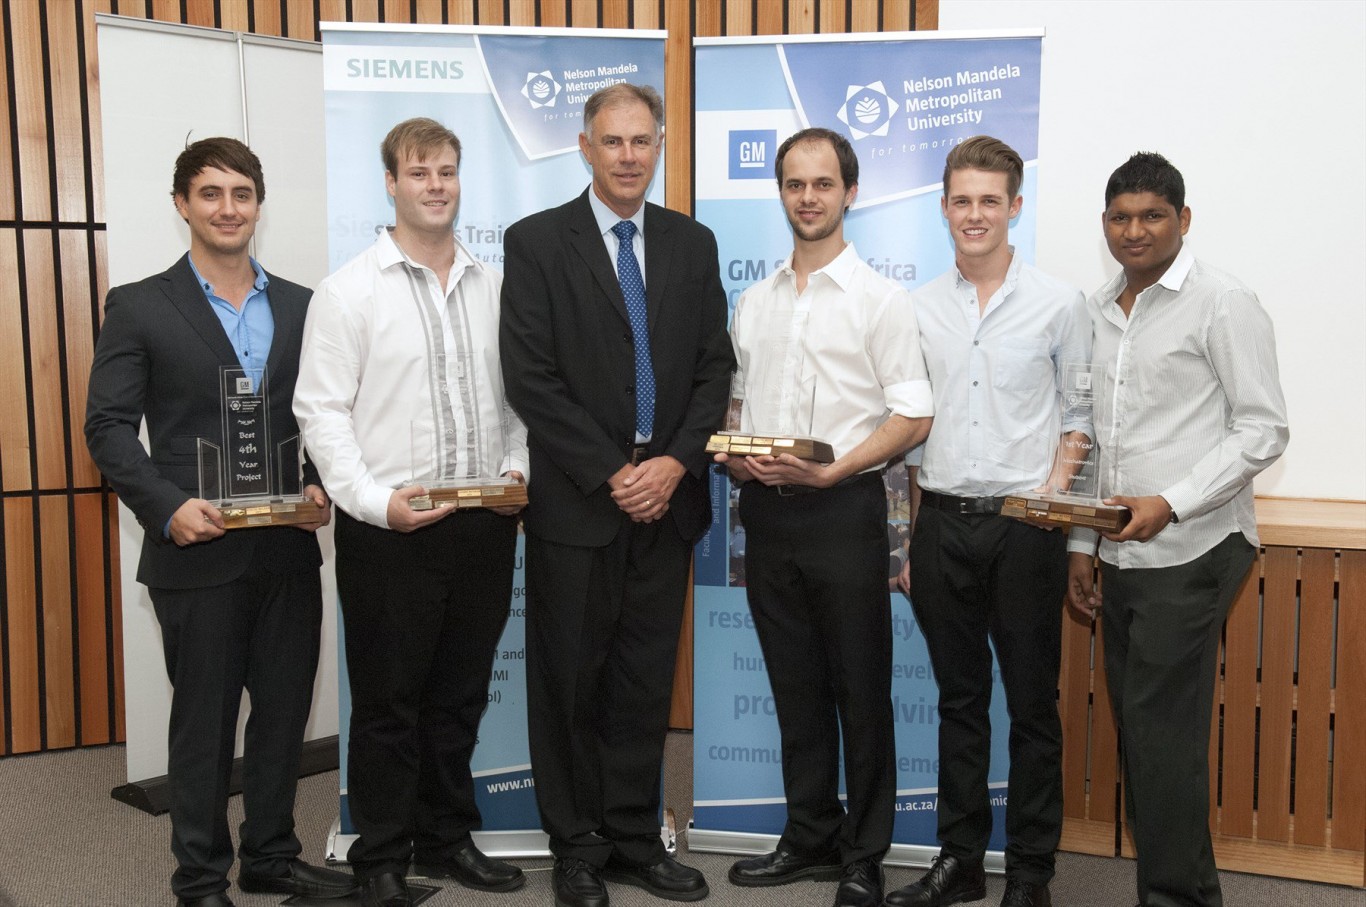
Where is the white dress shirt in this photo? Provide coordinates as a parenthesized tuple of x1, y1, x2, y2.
(730, 242, 934, 468)
(294, 228, 529, 529)
(909, 251, 1091, 497)
(1067, 244, 1289, 568)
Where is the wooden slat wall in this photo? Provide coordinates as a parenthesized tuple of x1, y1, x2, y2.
(1, 0, 122, 757)
(0, 0, 937, 756)
(1061, 501, 1366, 887)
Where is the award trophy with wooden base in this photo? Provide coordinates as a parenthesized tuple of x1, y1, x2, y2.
(197, 367, 317, 529)
(405, 419, 527, 512)
(1000, 363, 1131, 532)
(706, 373, 835, 464)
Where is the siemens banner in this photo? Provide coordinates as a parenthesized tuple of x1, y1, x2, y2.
(320, 22, 665, 860)
(690, 31, 1043, 870)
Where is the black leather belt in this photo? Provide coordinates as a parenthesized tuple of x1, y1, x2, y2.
(628, 444, 650, 466)
(920, 488, 1006, 515)
(765, 472, 880, 497)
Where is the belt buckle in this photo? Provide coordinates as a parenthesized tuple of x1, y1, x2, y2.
(957, 499, 973, 514)
(629, 445, 649, 466)
(776, 484, 797, 497)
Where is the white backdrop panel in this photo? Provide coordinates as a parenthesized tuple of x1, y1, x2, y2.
(940, 0, 1366, 500)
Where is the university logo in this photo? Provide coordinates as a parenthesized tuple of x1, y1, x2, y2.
(728, 129, 777, 180)
(521, 70, 561, 108)
(836, 81, 895, 140)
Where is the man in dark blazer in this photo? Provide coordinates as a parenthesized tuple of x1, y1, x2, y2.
(500, 84, 733, 907)
(85, 138, 353, 907)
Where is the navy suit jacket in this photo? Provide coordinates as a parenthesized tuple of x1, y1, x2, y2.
(500, 190, 734, 547)
(84, 254, 322, 589)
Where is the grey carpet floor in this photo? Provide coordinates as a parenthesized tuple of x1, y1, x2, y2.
(0, 734, 1359, 906)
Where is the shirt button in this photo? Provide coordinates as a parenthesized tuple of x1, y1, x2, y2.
(973, 340, 979, 346)
(972, 380, 979, 387)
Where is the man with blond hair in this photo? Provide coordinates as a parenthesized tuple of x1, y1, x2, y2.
(296, 117, 528, 907)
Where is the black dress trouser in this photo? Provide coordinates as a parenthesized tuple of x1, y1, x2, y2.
(336, 508, 518, 880)
(740, 473, 896, 864)
(908, 505, 1066, 884)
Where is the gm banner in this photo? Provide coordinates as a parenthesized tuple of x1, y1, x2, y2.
(320, 22, 665, 859)
(691, 31, 1043, 868)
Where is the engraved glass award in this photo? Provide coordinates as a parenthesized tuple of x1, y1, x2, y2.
(705, 359, 835, 464)
(405, 414, 527, 512)
(196, 367, 316, 529)
(1001, 362, 1130, 531)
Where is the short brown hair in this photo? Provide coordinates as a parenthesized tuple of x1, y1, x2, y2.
(171, 137, 264, 202)
(774, 127, 858, 190)
(583, 83, 664, 140)
(381, 117, 462, 177)
(942, 135, 1023, 200)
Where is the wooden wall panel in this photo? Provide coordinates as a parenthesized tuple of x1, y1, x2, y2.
(5, 498, 41, 753)
(24, 236, 68, 491)
(11, 0, 52, 223)
(185, 0, 216, 29)
(61, 231, 100, 488)
(1295, 548, 1337, 847)
(0, 0, 13, 220)
(74, 492, 112, 744)
(1258, 547, 1297, 842)
(1334, 550, 1366, 855)
(0, 232, 31, 493)
(40, 494, 75, 749)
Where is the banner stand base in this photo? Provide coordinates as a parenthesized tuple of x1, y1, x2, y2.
(113, 735, 341, 816)
(327, 825, 553, 865)
(685, 824, 1006, 874)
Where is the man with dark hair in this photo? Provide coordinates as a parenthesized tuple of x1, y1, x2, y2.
(86, 137, 353, 907)
(295, 117, 528, 907)
(885, 135, 1089, 907)
(719, 127, 933, 907)
(1067, 152, 1288, 907)
(500, 82, 732, 907)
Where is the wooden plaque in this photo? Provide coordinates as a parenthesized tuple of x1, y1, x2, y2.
(705, 431, 835, 464)
(409, 478, 529, 512)
(219, 497, 320, 529)
(1001, 494, 1131, 532)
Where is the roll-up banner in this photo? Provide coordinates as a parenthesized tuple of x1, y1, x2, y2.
(320, 22, 666, 859)
(690, 31, 1044, 869)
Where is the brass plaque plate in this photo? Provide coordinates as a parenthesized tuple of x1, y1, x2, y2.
(1001, 495, 1131, 532)
(705, 431, 835, 464)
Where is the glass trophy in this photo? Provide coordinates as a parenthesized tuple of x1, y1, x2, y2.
(196, 367, 316, 529)
(705, 367, 836, 464)
(405, 415, 527, 512)
(1000, 362, 1131, 531)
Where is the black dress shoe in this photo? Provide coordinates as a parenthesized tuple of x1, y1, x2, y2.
(728, 848, 842, 886)
(239, 858, 359, 898)
(358, 871, 413, 907)
(836, 858, 883, 907)
(603, 855, 709, 902)
(177, 893, 234, 907)
(413, 842, 525, 891)
(554, 858, 609, 907)
(1000, 880, 1051, 907)
(883, 854, 986, 907)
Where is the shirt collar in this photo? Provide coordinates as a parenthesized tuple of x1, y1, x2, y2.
(1097, 242, 1195, 311)
(588, 186, 645, 240)
(951, 245, 1022, 295)
(780, 241, 860, 293)
(186, 254, 268, 298)
(376, 226, 475, 274)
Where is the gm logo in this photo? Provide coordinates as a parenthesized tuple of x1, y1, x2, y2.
(729, 130, 777, 180)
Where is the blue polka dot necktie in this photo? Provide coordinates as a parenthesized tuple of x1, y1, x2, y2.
(612, 219, 655, 439)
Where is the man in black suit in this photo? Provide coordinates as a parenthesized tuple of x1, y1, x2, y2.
(85, 138, 354, 907)
(500, 83, 733, 907)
